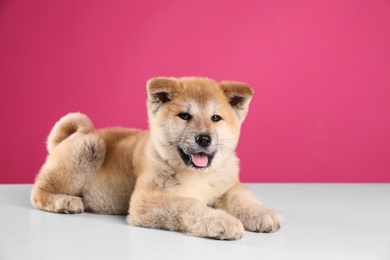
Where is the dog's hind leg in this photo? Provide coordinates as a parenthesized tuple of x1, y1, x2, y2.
(31, 134, 106, 214)
(31, 187, 84, 213)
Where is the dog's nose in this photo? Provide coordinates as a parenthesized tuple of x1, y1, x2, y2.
(195, 134, 211, 148)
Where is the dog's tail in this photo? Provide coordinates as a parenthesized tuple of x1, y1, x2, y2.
(46, 113, 94, 153)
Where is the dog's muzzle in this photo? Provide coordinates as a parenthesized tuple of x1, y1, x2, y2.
(178, 134, 216, 169)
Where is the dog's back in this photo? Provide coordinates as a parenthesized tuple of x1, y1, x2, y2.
(31, 113, 148, 214)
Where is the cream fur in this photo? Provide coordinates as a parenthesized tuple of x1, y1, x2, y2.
(31, 77, 282, 240)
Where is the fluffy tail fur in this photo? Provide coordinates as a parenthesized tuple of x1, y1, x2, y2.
(46, 113, 94, 153)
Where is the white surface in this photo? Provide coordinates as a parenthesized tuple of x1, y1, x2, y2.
(0, 184, 389, 260)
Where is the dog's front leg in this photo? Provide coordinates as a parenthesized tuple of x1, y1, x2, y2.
(215, 183, 283, 233)
(127, 188, 245, 240)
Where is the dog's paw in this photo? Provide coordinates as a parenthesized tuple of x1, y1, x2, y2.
(238, 206, 283, 233)
(54, 196, 84, 214)
(200, 210, 245, 240)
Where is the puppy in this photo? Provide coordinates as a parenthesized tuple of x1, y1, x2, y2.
(31, 77, 282, 240)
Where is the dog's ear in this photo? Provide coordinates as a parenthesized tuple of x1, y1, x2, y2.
(220, 81, 254, 122)
(146, 77, 181, 114)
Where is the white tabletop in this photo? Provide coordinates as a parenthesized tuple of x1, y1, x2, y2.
(1, 184, 389, 260)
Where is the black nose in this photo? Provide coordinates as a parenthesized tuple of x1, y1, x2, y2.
(195, 134, 211, 147)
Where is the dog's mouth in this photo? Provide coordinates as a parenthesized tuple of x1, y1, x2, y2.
(178, 148, 215, 169)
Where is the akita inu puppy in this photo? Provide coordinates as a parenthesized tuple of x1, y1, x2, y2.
(31, 77, 282, 240)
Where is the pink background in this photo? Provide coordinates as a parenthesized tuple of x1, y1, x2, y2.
(1, 0, 389, 183)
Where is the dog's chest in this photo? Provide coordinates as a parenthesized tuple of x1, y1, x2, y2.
(166, 169, 237, 205)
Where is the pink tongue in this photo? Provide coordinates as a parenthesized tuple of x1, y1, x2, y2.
(191, 153, 209, 167)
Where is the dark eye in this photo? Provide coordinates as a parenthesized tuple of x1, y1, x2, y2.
(178, 112, 192, 121)
(211, 115, 222, 122)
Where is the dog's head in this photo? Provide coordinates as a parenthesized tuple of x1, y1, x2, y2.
(146, 77, 253, 170)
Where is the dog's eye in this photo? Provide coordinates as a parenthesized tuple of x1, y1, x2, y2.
(211, 115, 222, 122)
(178, 112, 192, 121)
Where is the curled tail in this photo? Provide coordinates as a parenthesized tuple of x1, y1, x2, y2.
(46, 113, 94, 153)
